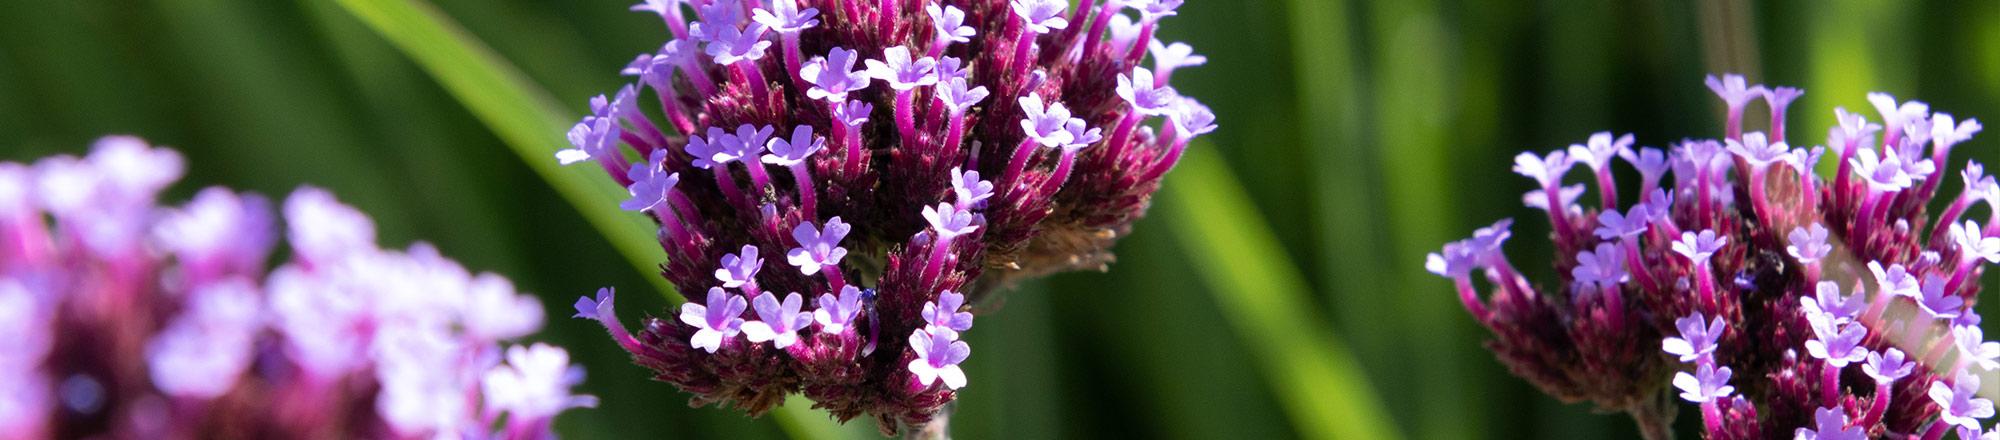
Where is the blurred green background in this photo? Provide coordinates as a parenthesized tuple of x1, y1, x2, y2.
(5, 0, 2000, 438)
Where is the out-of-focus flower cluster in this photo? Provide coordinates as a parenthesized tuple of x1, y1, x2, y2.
(1430, 75, 1999, 439)
(0, 137, 593, 439)
(561, 0, 1213, 434)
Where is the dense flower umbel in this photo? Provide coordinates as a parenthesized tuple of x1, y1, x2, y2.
(0, 137, 593, 439)
(1429, 75, 2000, 439)
(562, 0, 1213, 434)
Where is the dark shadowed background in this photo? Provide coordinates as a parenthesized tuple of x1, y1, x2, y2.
(3, 0, 1998, 438)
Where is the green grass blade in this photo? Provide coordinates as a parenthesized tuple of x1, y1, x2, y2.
(330, 0, 671, 298)
(328, 0, 862, 438)
(1161, 146, 1401, 440)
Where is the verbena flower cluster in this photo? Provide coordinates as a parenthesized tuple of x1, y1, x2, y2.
(1429, 75, 1995, 439)
(559, 0, 1213, 434)
(0, 137, 593, 439)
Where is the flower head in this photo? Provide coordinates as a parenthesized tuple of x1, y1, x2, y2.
(564, 0, 1214, 430)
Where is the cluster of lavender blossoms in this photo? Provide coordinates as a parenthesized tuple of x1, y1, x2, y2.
(0, 137, 594, 439)
(1428, 75, 2000, 439)
(558, 0, 1213, 434)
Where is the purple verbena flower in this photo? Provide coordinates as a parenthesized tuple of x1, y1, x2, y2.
(1663, 312, 1725, 363)
(1019, 95, 1082, 148)
(907, 327, 971, 390)
(802, 47, 869, 102)
(1568, 131, 1633, 173)
(787, 217, 850, 276)
(621, 151, 680, 212)
(922, 291, 975, 338)
(1593, 204, 1651, 240)
(951, 167, 994, 209)
(762, 125, 825, 167)
(1955, 326, 2000, 371)
(1801, 281, 1865, 325)
(814, 286, 864, 334)
(1804, 320, 1869, 368)
(1513, 150, 1575, 189)
(1915, 274, 1964, 320)
(1675, 363, 1735, 403)
(1705, 73, 1765, 109)
(865, 46, 939, 91)
(1930, 370, 1995, 430)
(1793, 407, 1864, 440)
(1726, 132, 1793, 169)
(1118, 67, 1182, 116)
(715, 245, 763, 288)
(1869, 261, 1921, 299)
(750, 0, 818, 34)
(481, 344, 599, 423)
(742, 292, 815, 349)
(1010, 0, 1069, 34)
(705, 22, 772, 66)
(1862, 348, 1914, 384)
(1672, 230, 1727, 266)
(1571, 243, 1628, 289)
(926, 4, 975, 45)
(1523, 184, 1585, 212)
(1787, 223, 1832, 263)
(680, 287, 749, 353)
(923, 203, 980, 239)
